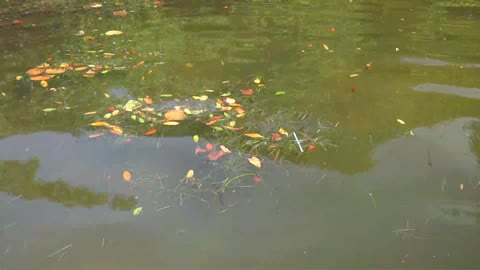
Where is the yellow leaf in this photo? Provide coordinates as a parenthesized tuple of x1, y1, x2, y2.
(45, 68, 65, 75)
(278, 128, 289, 136)
(164, 121, 180, 126)
(229, 121, 236, 127)
(105, 30, 123, 36)
(104, 113, 112, 119)
(123, 170, 132, 181)
(396, 119, 406, 125)
(245, 133, 263, 138)
(248, 156, 262, 168)
(323, 43, 329, 50)
(225, 97, 235, 104)
(104, 93, 110, 98)
(40, 80, 48, 88)
(199, 95, 208, 101)
(90, 121, 110, 127)
(84, 111, 97, 115)
(254, 77, 261, 84)
(185, 169, 194, 180)
(112, 110, 119, 116)
(193, 135, 199, 143)
(192, 96, 201, 100)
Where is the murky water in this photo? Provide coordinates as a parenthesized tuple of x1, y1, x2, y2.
(1, 0, 480, 268)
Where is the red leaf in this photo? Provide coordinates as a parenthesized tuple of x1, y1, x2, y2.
(240, 89, 253, 95)
(307, 145, 315, 151)
(351, 88, 356, 93)
(12, 19, 23, 25)
(205, 143, 214, 151)
(144, 129, 157, 135)
(252, 175, 261, 183)
(271, 133, 282, 141)
(107, 106, 115, 111)
(195, 146, 208, 155)
(208, 150, 225, 161)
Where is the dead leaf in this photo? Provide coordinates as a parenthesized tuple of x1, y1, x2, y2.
(396, 119, 406, 125)
(45, 68, 65, 75)
(248, 156, 262, 168)
(90, 121, 110, 127)
(26, 67, 45, 76)
(113, 10, 128, 16)
(105, 30, 123, 36)
(123, 170, 132, 181)
(278, 128, 289, 136)
(245, 133, 263, 138)
(144, 129, 156, 135)
(271, 133, 282, 141)
(144, 96, 153, 104)
(219, 145, 231, 153)
(30, 75, 51, 81)
(164, 110, 186, 121)
(88, 133, 103, 138)
(205, 143, 214, 151)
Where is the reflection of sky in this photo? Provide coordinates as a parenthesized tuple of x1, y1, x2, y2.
(1, 118, 480, 268)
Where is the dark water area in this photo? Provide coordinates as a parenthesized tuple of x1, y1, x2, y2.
(1, 0, 480, 269)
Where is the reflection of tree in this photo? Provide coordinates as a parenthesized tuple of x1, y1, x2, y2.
(0, 158, 136, 210)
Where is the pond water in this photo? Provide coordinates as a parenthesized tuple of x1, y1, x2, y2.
(1, 0, 480, 269)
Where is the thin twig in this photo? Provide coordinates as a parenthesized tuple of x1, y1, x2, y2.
(48, 244, 72, 258)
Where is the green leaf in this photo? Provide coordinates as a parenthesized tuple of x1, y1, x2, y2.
(138, 118, 145, 123)
(193, 135, 199, 143)
(42, 108, 56, 112)
(160, 94, 173, 98)
(275, 91, 286, 96)
(220, 92, 231, 97)
(131, 115, 137, 120)
(133, 207, 143, 216)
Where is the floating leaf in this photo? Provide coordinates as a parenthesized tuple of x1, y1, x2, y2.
(208, 150, 225, 161)
(278, 128, 288, 136)
(112, 110, 119, 116)
(409, 130, 414, 136)
(40, 80, 48, 88)
(195, 146, 208, 155)
(240, 89, 253, 95)
(245, 133, 263, 138)
(105, 30, 123, 36)
(45, 68, 65, 75)
(144, 129, 157, 136)
(123, 170, 132, 181)
(88, 133, 103, 138)
(123, 100, 142, 112)
(322, 43, 329, 50)
(275, 91, 286, 96)
(254, 77, 261, 84)
(163, 121, 180, 126)
(185, 169, 194, 179)
(225, 97, 235, 104)
(104, 113, 112, 119)
(219, 145, 231, 153)
(205, 143, 214, 151)
(113, 10, 128, 16)
(90, 121, 110, 127)
(248, 156, 262, 168)
(26, 67, 45, 76)
(133, 207, 142, 216)
(252, 175, 262, 183)
(144, 96, 153, 104)
(199, 95, 208, 101)
(349, 74, 359, 78)
(110, 128, 123, 135)
(160, 94, 173, 98)
(42, 108, 56, 112)
(396, 119, 406, 125)
(307, 145, 315, 151)
(164, 110, 186, 121)
(104, 93, 110, 98)
(193, 135, 199, 143)
(271, 133, 282, 141)
(30, 75, 51, 81)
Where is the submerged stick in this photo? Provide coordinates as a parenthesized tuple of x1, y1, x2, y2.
(369, 193, 377, 209)
(292, 132, 304, 152)
(48, 244, 72, 258)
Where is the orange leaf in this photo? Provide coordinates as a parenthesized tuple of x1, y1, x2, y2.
(144, 96, 153, 104)
(224, 126, 244, 131)
(252, 175, 261, 183)
(133, 61, 145, 68)
(235, 107, 246, 114)
(307, 145, 315, 151)
(45, 68, 65, 75)
(144, 129, 156, 135)
(110, 126, 123, 135)
(90, 121, 110, 127)
(164, 110, 186, 121)
(245, 133, 263, 138)
(123, 170, 132, 181)
(248, 156, 262, 168)
(219, 145, 231, 153)
(278, 128, 288, 136)
(30, 75, 51, 81)
(26, 67, 45, 76)
(113, 10, 128, 16)
(240, 89, 253, 95)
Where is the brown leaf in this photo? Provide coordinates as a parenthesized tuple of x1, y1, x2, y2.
(164, 110, 186, 121)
